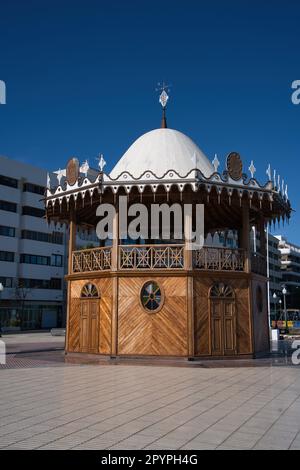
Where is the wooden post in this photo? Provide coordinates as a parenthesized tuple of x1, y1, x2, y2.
(111, 207, 119, 356)
(65, 204, 76, 353)
(68, 205, 76, 275)
(242, 204, 251, 273)
(184, 207, 194, 357)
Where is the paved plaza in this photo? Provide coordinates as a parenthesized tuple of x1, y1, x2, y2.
(0, 334, 300, 450)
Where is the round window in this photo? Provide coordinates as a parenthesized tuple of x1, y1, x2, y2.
(140, 281, 163, 312)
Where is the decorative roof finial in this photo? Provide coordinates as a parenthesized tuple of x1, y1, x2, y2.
(156, 81, 170, 128)
(97, 153, 106, 172)
(248, 160, 256, 179)
(266, 164, 271, 181)
(212, 154, 220, 173)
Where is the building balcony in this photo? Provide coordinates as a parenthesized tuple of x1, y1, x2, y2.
(71, 245, 267, 275)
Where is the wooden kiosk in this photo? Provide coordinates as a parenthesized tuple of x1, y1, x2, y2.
(45, 107, 291, 360)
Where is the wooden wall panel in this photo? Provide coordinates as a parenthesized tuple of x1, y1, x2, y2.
(235, 278, 252, 354)
(194, 277, 211, 356)
(118, 276, 188, 356)
(67, 297, 81, 352)
(194, 275, 252, 356)
(68, 277, 112, 354)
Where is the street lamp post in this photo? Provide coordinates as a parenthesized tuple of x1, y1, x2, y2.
(282, 286, 288, 334)
(272, 292, 277, 328)
(0, 282, 4, 337)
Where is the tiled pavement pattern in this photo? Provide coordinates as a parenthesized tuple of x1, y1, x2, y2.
(1, 365, 300, 450)
(0, 351, 73, 369)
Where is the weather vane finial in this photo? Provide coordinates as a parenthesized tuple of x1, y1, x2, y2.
(156, 81, 171, 128)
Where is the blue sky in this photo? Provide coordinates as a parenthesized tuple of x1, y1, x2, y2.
(0, 0, 299, 242)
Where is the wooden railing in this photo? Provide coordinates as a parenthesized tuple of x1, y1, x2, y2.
(119, 244, 185, 270)
(251, 253, 267, 277)
(193, 247, 245, 271)
(72, 247, 112, 273)
(71, 245, 267, 275)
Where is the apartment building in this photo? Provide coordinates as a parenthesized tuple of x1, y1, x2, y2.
(275, 235, 300, 310)
(0, 156, 67, 329)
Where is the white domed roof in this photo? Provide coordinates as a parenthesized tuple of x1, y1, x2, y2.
(110, 128, 214, 179)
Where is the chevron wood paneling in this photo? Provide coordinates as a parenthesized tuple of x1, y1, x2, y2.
(118, 276, 188, 356)
(67, 277, 112, 354)
(67, 298, 81, 352)
(235, 278, 252, 354)
(67, 272, 256, 358)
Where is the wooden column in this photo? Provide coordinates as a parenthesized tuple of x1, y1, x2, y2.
(66, 204, 76, 352)
(111, 207, 119, 356)
(242, 204, 251, 273)
(68, 205, 76, 275)
(184, 208, 194, 357)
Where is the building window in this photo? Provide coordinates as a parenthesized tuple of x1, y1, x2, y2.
(20, 254, 50, 265)
(0, 251, 15, 262)
(140, 281, 163, 312)
(50, 278, 62, 290)
(0, 174, 18, 188)
(21, 230, 63, 245)
(0, 277, 13, 288)
(0, 225, 15, 237)
(51, 232, 64, 245)
(23, 182, 45, 195)
(18, 278, 62, 289)
(22, 206, 45, 218)
(0, 200, 17, 213)
(51, 254, 63, 267)
(81, 283, 99, 298)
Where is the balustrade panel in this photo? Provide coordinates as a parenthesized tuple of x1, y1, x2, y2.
(72, 247, 112, 273)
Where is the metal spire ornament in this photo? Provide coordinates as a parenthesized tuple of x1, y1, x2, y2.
(248, 160, 256, 179)
(97, 153, 106, 172)
(156, 81, 170, 128)
(212, 154, 220, 173)
(273, 169, 276, 188)
(277, 174, 280, 192)
(282, 179, 285, 195)
(266, 164, 271, 181)
(47, 172, 51, 189)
